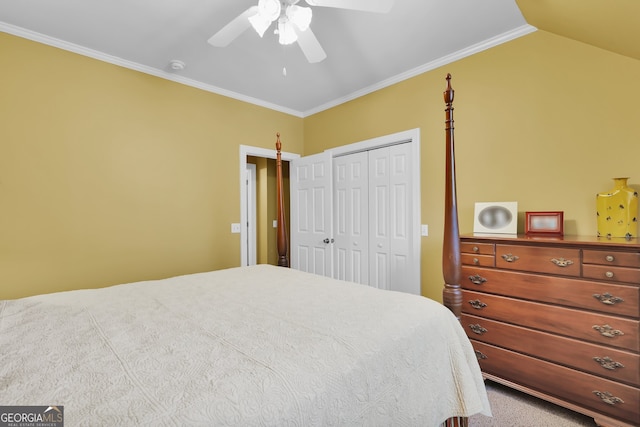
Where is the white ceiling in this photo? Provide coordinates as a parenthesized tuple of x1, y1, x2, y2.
(0, 0, 534, 117)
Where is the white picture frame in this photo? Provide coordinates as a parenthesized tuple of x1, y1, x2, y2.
(473, 201, 518, 234)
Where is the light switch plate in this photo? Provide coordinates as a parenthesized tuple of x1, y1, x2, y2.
(231, 223, 241, 233)
(421, 224, 429, 236)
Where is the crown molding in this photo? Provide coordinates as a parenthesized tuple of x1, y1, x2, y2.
(2, 21, 536, 118)
(0, 22, 303, 117)
(302, 24, 537, 116)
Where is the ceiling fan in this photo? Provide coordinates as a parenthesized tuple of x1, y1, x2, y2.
(207, 0, 394, 63)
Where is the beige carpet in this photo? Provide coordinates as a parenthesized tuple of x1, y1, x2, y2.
(469, 380, 598, 427)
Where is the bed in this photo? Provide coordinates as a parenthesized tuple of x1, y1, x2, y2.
(0, 75, 490, 426)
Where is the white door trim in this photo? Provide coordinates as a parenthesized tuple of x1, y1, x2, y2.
(239, 145, 300, 267)
(329, 128, 419, 157)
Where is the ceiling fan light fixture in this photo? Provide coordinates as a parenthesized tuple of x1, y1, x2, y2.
(277, 19, 298, 45)
(257, 0, 281, 21)
(249, 0, 281, 37)
(286, 5, 312, 31)
(248, 13, 272, 37)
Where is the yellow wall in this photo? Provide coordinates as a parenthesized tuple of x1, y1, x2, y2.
(0, 32, 303, 299)
(304, 31, 640, 302)
(3, 29, 640, 302)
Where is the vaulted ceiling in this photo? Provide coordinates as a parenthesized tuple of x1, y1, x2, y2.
(1, 0, 637, 117)
(517, 0, 640, 61)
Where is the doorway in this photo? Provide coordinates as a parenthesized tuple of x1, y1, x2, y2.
(239, 145, 300, 267)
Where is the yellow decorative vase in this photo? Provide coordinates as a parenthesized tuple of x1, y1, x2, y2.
(596, 177, 638, 239)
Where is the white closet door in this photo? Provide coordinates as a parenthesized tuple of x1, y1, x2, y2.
(387, 143, 413, 293)
(289, 129, 420, 294)
(368, 144, 413, 291)
(368, 147, 391, 290)
(290, 151, 333, 277)
(333, 151, 369, 284)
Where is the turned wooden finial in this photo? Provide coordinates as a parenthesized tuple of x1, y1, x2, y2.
(444, 73, 454, 106)
(276, 132, 281, 152)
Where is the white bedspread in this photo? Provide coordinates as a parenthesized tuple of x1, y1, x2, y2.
(0, 265, 490, 426)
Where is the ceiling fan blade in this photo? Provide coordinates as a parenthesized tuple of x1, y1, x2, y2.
(207, 6, 258, 47)
(305, 0, 393, 13)
(295, 27, 327, 63)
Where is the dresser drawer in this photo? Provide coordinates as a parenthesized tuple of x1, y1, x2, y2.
(461, 266, 640, 317)
(460, 241, 494, 256)
(583, 264, 640, 285)
(462, 314, 640, 386)
(462, 290, 640, 352)
(584, 249, 640, 268)
(461, 253, 495, 267)
(496, 244, 581, 277)
(472, 341, 640, 426)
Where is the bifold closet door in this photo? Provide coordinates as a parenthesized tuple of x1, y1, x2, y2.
(333, 143, 412, 291)
(334, 151, 369, 284)
(368, 143, 412, 291)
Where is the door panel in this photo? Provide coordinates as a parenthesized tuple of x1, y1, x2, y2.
(369, 149, 390, 289)
(388, 143, 413, 294)
(290, 152, 333, 276)
(333, 151, 368, 284)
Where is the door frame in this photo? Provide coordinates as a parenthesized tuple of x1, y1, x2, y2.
(239, 145, 300, 267)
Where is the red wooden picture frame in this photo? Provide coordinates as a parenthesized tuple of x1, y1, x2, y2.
(525, 211, 564, 236)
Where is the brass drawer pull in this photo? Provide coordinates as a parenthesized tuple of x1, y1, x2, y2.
(605, 255, 615, 262)
(475, 350, 487, 360)
(605, 271, 614, 278)
(550, 257, 574, 267)
(592, 391, 624, 406)
(472, 246, 480, 253)
(469, 324, 487, 335)
(468, 274, 487, 285)
(501, 253, 519, 263)
(592, 292, 624, 305)
(592, 324, 624, 338)
(593, 356, 625, 371)
(468, 299, 487, 310)
(472, 257, 480, 265)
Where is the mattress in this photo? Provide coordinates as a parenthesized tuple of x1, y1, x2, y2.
(0, 264, 491, 426)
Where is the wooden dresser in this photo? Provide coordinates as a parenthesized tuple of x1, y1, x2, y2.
(460, 234, 639, 427)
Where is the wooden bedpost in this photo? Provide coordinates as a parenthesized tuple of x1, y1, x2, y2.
(442, 74, 463, 321)
(441, 74, 471, 427)
(275, 133, 289, 267)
